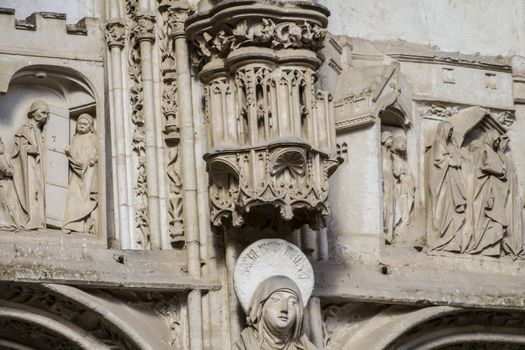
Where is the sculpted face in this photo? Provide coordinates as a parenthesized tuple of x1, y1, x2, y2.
(32, 107, 48, 125)
(384, 136, 393, 149)
(76, 118, 91, 134)
(262, 290, 298, 331)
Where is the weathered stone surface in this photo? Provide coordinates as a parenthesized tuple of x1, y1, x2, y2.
(2, 1, 525, 349)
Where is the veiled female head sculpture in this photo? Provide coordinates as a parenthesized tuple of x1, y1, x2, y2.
(233, 239, 317, 350)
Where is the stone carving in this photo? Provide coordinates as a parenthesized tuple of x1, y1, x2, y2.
(0, 136, 14, 227)
(62, 114, 98, 234)
(427, 121, 467, 252)
(0, 102, 101, 233)
(493, 110, 516, 127)
(158, 0, 189, 247)
(136, 12, 156, 42)
(385, 310, 525, 350)
(192, 19, 326, 65)
(498, 135, 523, 256)
(391, 135, 415, 236)
(166, 147, 184, 246)
(234, 239, 316, 350)
(422, 104, 460, 119)
(126, 0, 149, 247)
(186, 1, 337, 229)
(10, 101, 49, 230)
(427, 119, 523, 256)
(382, 131, 394, 239)
(154, 296, 183, 348)
(382, 131, 415, 243)
(202, 65, 338, 227)
(466, 130, 507, 255)
(105, 20, 126, 48)
(421, 104, 516, 129)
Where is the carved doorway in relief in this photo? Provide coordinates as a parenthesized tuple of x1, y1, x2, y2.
(44, 104, 70, 229)
(44, 104, 97, 229)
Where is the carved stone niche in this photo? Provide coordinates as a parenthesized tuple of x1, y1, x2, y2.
(186, 0, 339, 228)
(0, 66, 102, 236)
(380, 106, 415, 245)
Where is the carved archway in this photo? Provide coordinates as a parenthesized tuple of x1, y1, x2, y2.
(330, 305, 525, 350)
(0, 282, 170, 350)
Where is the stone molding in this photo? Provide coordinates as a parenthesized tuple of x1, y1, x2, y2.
(419, 102, 516, 128)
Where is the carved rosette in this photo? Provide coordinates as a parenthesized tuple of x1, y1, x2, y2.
(187, 1, 338, 228)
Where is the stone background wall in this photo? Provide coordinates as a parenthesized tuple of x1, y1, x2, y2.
(320, 0, 525, 56)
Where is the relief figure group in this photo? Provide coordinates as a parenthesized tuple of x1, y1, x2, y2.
(428, 121, 523, 257)
(0, 101, 98, 234)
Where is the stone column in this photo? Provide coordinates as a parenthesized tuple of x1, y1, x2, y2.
(171, 11, 204, 350)
(135, 12, 163, 249)
(105, 12, 133, 248)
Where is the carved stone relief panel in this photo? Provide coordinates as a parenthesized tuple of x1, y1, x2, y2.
(425, 106, 522, 257)
(0, 69, 100, 235)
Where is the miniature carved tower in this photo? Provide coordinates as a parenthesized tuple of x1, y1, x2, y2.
(186, 0, 338, 229)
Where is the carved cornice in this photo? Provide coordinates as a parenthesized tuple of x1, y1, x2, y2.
(105, 19, 126, 49)
(185, 0, 329, 68)
(136, 12, 156, 42)
(419, 102, 516, 128)
(190, 19, 326, 65)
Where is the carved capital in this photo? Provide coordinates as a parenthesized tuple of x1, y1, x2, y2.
(136, 12, 156, 42)
(185, 1, 329, 68)
(168, 8, 191, 39)
(105, 19, 126, 49)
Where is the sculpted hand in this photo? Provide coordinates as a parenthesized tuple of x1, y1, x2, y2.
(26, 146, 39, 155)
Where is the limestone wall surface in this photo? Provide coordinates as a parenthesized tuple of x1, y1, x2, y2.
(320, 0, 525, 57)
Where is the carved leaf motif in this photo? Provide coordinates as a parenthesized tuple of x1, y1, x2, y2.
(233, 20, 248, 38)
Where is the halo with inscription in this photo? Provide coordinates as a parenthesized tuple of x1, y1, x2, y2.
(234, 239, 314, 313)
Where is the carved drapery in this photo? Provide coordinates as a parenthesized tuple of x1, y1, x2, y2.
(186, 1, 338, 228)
(426, 107, 523, 257)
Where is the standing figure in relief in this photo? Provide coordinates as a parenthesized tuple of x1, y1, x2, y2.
(10, 101, 48, 230)
(233, 275, 317, 350)
(0, 136, 15, 228)
(428, 121, 467, 252)
(466, 130, 507, 256)
(381, 131, 395, 243)
(391, 134, 415, 237)
(62, 114, 98, 234)
(497, 135, 524, 257)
